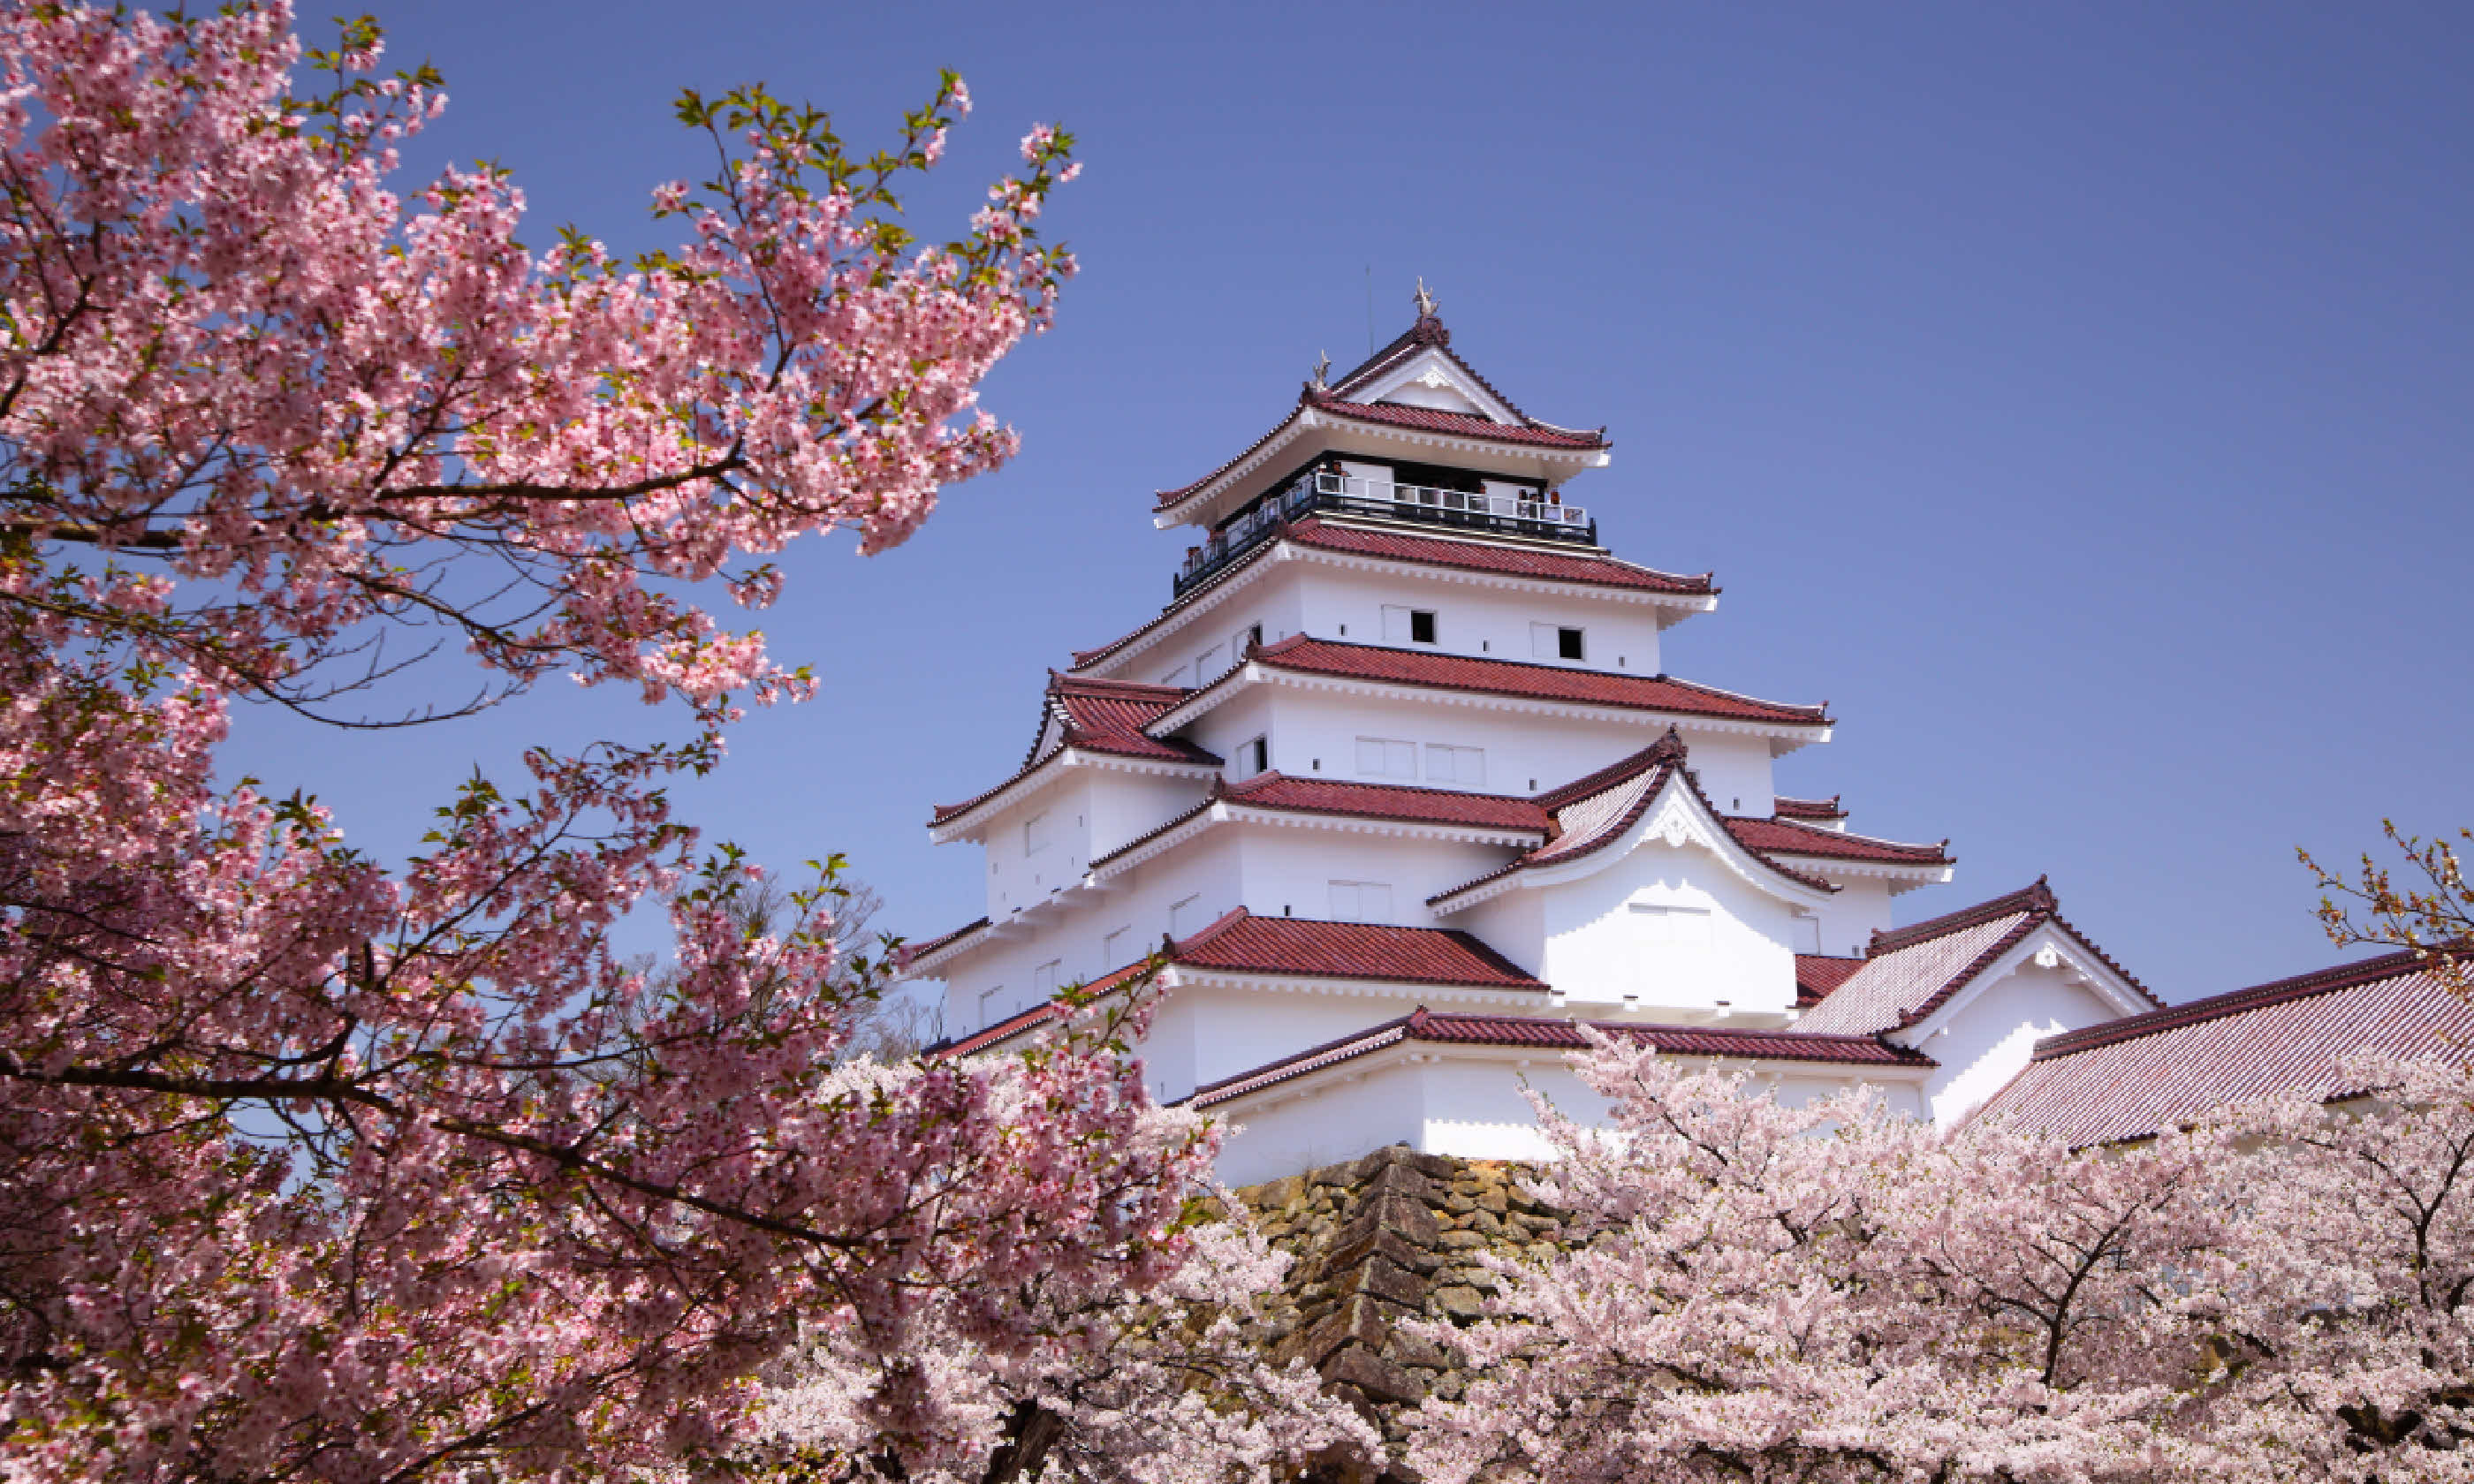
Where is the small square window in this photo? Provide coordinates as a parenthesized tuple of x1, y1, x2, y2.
(1235, 735, 1270, 778)
(1558, 627, 1585, 661)
(1382, 606, 1440, 646)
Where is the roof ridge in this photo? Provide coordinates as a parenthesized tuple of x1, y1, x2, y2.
(1645, 670, 1832, 721)
(2033, 946, 2446, 1061)
(1534, 727, 1692, 808)
(1869, 878, 2056, 956)
(1168, 905, 1252, 955)
(1051, 671, 1188, 700)
(1731, 814, 1953, 858)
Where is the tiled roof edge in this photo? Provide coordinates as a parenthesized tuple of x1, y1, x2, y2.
(2031, 946, 2447, 1061)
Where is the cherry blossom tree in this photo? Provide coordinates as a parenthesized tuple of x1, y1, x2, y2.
(1403, 1034, 2474, 1484)
(0, 4, 1256, 1480)
(2303, 823, 2472, 992)
(746, 1097, 1381, 1484)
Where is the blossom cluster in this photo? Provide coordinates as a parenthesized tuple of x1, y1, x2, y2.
(1405, 1035, 2474, 1484)
(0, 4, 1256, 1482)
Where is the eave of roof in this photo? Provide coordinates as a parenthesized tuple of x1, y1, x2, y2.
(1152, 314, 1610, 521)
(1794, 880, 2162, 1038)
(1722, 814, 1952, 868)
(2032, 946, 2457, 1061)
(1152, 635, 1830, 738)
(1185, 1007, 1931, 1109)
(1431, 731, 1838, 908)
(1973, 947, 2474, 1147)
(1772, 794, 1848, 822)
(1070, 517, 1717, 675)
(930, 672, 1223, 832)
(895, 916, 990, 974)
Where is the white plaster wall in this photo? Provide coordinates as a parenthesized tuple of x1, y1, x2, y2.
(1182, 985, 1497, 1098)
(981, 776, 1095, 920)
(1454, 890, 1546, 976)
(1800, 874, 1896, 961)
(939, 831, 1245, 1033)
(1210, 1064, 1427, 1188)
(1214, 1053, 1931, 1185)
(1189, 685, 1780, 812)
(1288, 563, 1667, 678)
(1089, 534, 1707, 690)
(1231, 826, 1519, 928)
(1911, 960, 2125, 1129)
(1140, 579, 1307, 689)
(1086, 770, 1211, 859)
(1534, 836, 1802, 1018)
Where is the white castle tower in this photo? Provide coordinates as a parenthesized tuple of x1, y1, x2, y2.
(901, 292, 2164, 1184)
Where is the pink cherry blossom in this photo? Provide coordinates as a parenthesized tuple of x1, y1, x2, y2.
(0, 5, 1241, 1481)
(1405, 1031, 2474, 1484)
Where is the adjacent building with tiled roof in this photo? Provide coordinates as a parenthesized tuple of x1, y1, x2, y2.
(899, 294, 2196, 1184)
(1973, 950, 2474, 1147)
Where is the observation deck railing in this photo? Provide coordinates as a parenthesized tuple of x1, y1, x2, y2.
(1173, 473, 1594, 598)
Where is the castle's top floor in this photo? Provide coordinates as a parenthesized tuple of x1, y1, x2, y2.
(1151, 292, 1613, 541)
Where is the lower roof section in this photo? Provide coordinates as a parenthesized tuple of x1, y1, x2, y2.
(1187, 1007, 1932, 1110)
(923, 910, 1549, 1056)
(1974, 948, 2474, 1147)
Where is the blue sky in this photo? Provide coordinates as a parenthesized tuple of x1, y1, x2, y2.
(228, 0, 2473, 1005)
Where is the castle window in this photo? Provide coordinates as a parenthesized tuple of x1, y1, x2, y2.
(1034, 960, 1060, 996)
(1533, 623, 1585, 662)
(1383, 605, 1438, 646)
(1792, 911, 1824, 955)
(1102, 926, 1130, 965)
(1355, 737, 1417, 779)
(1235, 735, 1270, 778)
(1424, 744, 1485, 787)
(1023, 812, 1053, 855)
(1328, 881, 1394, 924)
(980, 986, 1008, 1024)
(1233, 622, 1264, 656)
(1193, 643, 1225, 679)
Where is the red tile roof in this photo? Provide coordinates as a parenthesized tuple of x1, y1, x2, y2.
(1069, 518, 1715, 673)
(1973, 950, 2474, 1147)
(1084, 771, 1552, 874)
(1286, 518, 1711, 594)
(930, 674, 1218, 828)
(1155, 314, 1607, 511)
(1431, 731, 1839, 905)
(1310, 398, 1605, 448)
(1773, 795, 1847, 822)
(1795, 954, 1865, 1007)
(1169, 908, 1544, 989)
(1723, 815, 1951, 867)
(1216, 772, 1552, 832)
(1187, 1007, 1931, 1109)
(1792, 881, 2160, 1037)
(1233, 635, 1830, 728)
(939, 1002, 1063, 1056)
(930, 910, 1546, 1057)
(895, 916, 989, 972)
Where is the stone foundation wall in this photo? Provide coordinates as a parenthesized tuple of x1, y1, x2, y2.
(1226, 1144, 1567, 1457)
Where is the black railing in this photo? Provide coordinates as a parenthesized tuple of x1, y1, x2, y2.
(1172, 473, 1597, 599)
